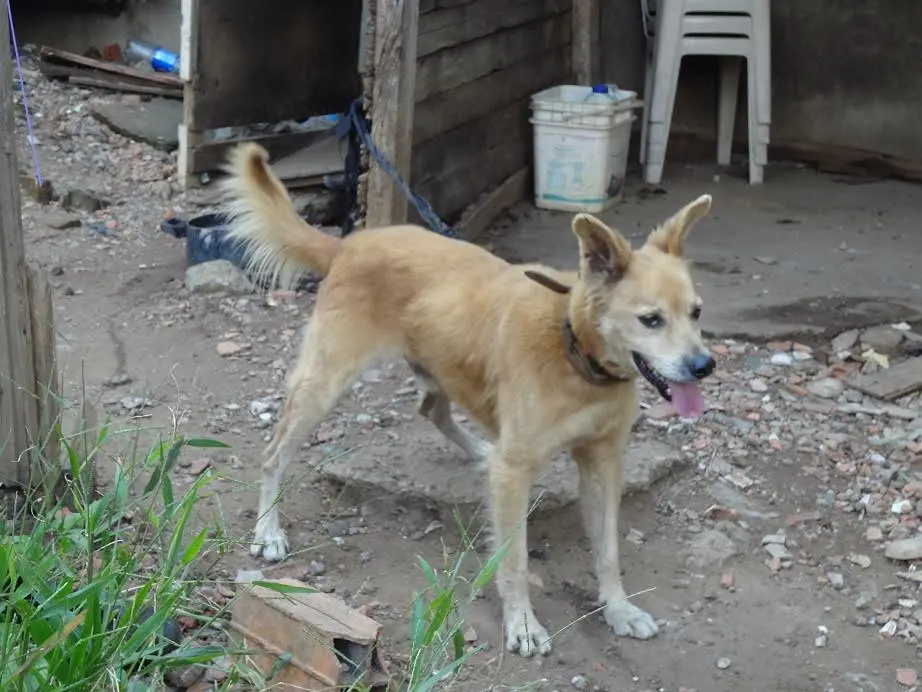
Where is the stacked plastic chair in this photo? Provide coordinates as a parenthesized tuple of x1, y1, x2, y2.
(639, 0, 772, 185)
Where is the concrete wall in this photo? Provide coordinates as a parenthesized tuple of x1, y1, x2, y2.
(14, 0, 181, 55)
(601, 0, 922, 160)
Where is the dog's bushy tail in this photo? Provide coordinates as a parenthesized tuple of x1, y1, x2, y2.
(221, 143, 341, 288)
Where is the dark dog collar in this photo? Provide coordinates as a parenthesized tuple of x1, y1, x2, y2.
(562, 319, 631, 387)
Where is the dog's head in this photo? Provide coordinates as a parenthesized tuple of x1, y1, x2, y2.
(529, 194, 715, 418)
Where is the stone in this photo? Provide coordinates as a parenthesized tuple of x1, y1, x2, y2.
(33, 209, 81, 229)
(204, 656, 232, 683)
(827, 572, 845, 589)
(763, 543, 793, 561)
(896, 668, 918, 688)
(860, 325, 905, 354)
(188, 457, 211, 476)
(806, 377, 844, 399)
(716, 657, 731, 670)
(769, 352, 793, 366)
(216, 340, 244, 357)
(885, 536, 922, 561)
(831, 329, 860, 352)
(91, 98, 183, 151)
(235, 569, 265, 583)
(749, 379, 769, 392)
(62, 188, 105, 213)
(571, 675, 588, 690)
(685, 530, 738, 571)
(120, 396, 149, 411)
(848, 553, 872, 568)
(186, 260, 255, 295)
(320, 438, 683, 513)
(164, 664, 205, 688)
(866, 526, 885, 541)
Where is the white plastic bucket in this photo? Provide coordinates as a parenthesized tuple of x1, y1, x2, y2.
(530, 84, 641, 213)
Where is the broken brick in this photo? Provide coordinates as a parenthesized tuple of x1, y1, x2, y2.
(229, 577, 389, 691)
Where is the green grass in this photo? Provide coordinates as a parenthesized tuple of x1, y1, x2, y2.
(0, 425, 248, 691)
(0, 421, 512, 691)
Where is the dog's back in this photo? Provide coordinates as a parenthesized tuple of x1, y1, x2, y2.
(220, 142, 557, 430)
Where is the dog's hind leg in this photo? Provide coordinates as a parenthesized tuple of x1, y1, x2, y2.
(251, 316, 386, 563)
(572, 430, 659, 641)
(410, 363, 492, 462)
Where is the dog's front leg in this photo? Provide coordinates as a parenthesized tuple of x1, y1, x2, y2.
(572, 438, 659, 640)
(489, 447, 552, 657)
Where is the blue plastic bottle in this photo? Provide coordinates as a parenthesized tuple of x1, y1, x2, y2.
(585, 83, 616, 105)
(127, 39, 180, 74)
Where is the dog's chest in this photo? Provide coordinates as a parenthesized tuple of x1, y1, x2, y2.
(549, 396, 638, 449)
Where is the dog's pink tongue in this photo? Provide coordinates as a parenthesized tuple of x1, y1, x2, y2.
(670, 382, 704, 418)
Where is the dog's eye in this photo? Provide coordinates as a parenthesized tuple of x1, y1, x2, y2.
(638, 313, 664, 329)
(691, 305, 702, 320)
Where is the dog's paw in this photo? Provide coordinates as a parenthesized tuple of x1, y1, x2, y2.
(604, 601, 659, 640)
(504, 608, 552, 657)
(249, 529, 289, 562)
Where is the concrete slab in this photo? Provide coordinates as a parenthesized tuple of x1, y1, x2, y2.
(91, 98, 182, 151)
(320, 435, 682, 513)
(489, 163, 922, 340)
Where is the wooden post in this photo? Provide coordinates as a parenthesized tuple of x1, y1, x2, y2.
(177, 0, 203, 189)
(0, 17, 40, 488)
(365, 0, 419, 229)
(572, 0, 600, 86)
(1, 19, 60, 494)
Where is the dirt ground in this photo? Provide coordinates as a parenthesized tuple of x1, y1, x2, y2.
(11, 68, 922, 692)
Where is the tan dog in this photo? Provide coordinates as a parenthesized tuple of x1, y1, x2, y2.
(221, 143, 715, 657)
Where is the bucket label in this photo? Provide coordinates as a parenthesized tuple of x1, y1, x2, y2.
(541, 139, 608, 204)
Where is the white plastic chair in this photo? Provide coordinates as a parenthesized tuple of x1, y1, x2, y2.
(640, 0, 772, 185)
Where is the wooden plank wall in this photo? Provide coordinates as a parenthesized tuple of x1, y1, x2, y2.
(412, 0, 571, 224)
(188, 0, 364, 131)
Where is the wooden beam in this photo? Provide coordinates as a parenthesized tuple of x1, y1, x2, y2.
(178, 0, 202, 188)
(0, 21, 40, 487)
(571, 0, 599, 85)
(366, 0, 420, 228)
(25, 266, 61, 496)
(457, 166, 530, 241)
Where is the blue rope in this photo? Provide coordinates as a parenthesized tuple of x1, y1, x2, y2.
(335, 99, 458, 238)
(5, 0, 44, 185)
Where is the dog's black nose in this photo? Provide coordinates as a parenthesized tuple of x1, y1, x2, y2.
(688, 354, 716, 380)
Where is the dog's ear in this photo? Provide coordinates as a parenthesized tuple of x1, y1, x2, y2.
(646, 194, 712, 257)
(572, 213, 632, 283)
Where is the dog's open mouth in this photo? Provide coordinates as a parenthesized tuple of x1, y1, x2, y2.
(631, 352, 705, 419)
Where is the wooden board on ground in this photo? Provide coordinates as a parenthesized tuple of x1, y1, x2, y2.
(846, 358, 922, 401)
(187, 129, 334, 179)
(457, 166, 530, 240)
(271, 133, 346, 189)
(39, 46, 183, 88)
